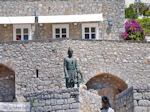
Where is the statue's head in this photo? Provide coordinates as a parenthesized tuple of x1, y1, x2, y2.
(68, 47, 73, 57)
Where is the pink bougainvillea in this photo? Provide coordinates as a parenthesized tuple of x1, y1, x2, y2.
(121, 19, 146, 41)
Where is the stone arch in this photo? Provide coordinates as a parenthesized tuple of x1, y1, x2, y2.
(86, 73, 128, 110)
(0, 64, 15, 102)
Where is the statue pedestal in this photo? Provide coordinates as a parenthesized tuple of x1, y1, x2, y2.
(25, 88, 101, 112)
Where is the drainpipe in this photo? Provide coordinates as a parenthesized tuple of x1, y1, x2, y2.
(35, 8, 39, 39)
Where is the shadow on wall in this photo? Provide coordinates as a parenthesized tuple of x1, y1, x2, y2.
(86, 73, 128, 111)
(106, 25, 112, 35)
(0, 64, 15, 102)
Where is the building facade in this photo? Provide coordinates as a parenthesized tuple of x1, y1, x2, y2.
(0, 0, 125, 42)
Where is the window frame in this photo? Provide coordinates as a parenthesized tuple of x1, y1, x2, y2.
(82, 23, 99, 40)
(52, 24, 69, 39)
(13, 24, 32, 41)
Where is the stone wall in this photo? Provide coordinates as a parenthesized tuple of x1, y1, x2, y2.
(116, 85, 150, 112)
(0, 0, 103, 16)
(25, 88, 101, 112)
(133, 85, 150, 112)
(80, 88, 101, 112)
(0, 39, 149, 101)
(25, 88, 80, 112)
(116, 87, 134, 112)
(0, 0, 125, 40)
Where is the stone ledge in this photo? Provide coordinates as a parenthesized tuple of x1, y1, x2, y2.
(0, 38, 149, 46)
(25, 88, 79, 98)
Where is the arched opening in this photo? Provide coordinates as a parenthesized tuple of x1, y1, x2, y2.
(0, 64, 15, 102)
(86, 73, 128, 110)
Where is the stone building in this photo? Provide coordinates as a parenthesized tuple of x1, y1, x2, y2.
(0, 0, 150, 112)
(0, 0, 125, 42)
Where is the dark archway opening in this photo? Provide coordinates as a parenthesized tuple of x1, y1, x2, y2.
(86, 73, 128, 111)
(0, 64, 15, 102)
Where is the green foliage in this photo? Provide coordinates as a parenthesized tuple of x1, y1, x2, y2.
(136, 17, 150, 36)
(125, 4, 138, 19)
(145, 10, 150, 16)
(125, 3, 148, 19)
(133, 2, 148, 15)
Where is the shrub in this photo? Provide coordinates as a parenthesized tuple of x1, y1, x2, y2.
(125, 4, 138, 19)
(125, 3, 148, 19)
(145, 10, 150, 16)
(136, 17, 150, 36)
(133, 2, 148, 15)
(121, 19, 146, 41)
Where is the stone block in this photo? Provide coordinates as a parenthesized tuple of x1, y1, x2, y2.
(143, 92, 150, 99)
(70, 103, 80, 109)
(138, 100, 150, 106)
(62, 93, 70, 99)
(62, 104, 70, 110)
(51, 99, 57, 106)
(52, 105, 62, 111)
(54, 94, 62, 99)
(46, 100, 51, 105)
(133, 93, 143, 100)
(68, 98, 76, 104)
(134, 106, 148, 112)
(56, 99, 65, 105)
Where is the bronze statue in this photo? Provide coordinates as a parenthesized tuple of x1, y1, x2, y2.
(64, 48, 83, 88)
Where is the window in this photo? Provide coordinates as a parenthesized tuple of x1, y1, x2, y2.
(13, 24, 32, 41)
(52, 24, 69, 39)
(82, 23, 99, 40)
